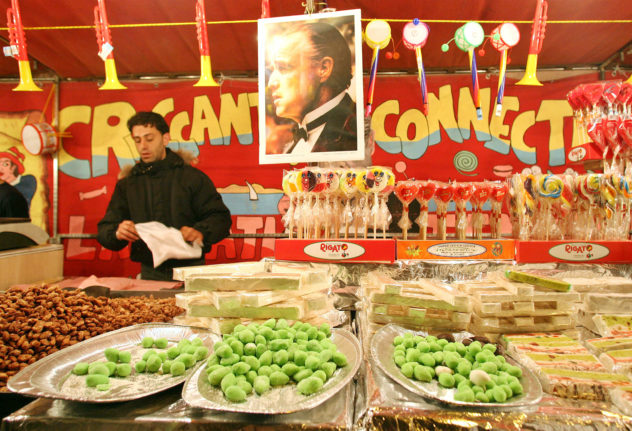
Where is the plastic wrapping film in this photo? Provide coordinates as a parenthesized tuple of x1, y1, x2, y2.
(354, 309, 632, 430)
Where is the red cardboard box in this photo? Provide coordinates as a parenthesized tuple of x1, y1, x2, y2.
(515, 240, 632, 264)
(397, 240, 515, 260)
(274, 239, 396, 263)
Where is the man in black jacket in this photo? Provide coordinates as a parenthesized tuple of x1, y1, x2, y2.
(97, 112, 232, 281)
(0, 179, 29, 218)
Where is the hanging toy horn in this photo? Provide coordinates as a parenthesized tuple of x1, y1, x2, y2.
(516, 0, 547, 86)
(194, 0, 219, 87)
(94, 0, 126, 90)
(6, 0, 41, 91)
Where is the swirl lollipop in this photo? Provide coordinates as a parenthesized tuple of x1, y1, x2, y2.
(537, 174, 564, 241)
(443, 22, 485, 120)
(453, 183, 474, 239)
(394, 180, 421, 240)
(402, 19, 430, 115)
(469, 182, 491, 239)
(578, 173, 602, 240)
(489, 182, 509, 239)
(434, 182, 455, 240)
(415, 181, 437, 240)
(291, 170, 305, 239)
(489, 23, 520, 116)
(339, 169, 358, 239)
(364, 20, 391, 117)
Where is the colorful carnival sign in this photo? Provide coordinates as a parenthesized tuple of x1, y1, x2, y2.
(0, 72, 595, 276)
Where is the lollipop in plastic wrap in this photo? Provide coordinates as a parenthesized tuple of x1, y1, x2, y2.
(394, 180, 421, 240)
(489, 181, 508, 239)
(453, 182, 474, 239)
(415, 181, 437, 240)
(470, 182, 490, 239)
(434, 182, 454, 240)
(340, 169, 358, 239)
(536, 174, 564, 240)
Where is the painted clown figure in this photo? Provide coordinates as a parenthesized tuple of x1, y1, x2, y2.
(0, 146, 36, 209)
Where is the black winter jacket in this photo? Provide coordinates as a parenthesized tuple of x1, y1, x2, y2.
(97, 149, 232, 269)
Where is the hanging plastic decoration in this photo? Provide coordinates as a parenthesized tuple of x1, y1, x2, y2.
(194, 0, 219, 87)
(442, 22, 485, 120)
(5, 0, 42, 91)
(261, 0, 270, 18)
(402, 19, 430, 115)
(94, 0, 126, 90)
(489, 23, 520, 116)
(516, 0, 547, 86)
(364, 19, 391, 117)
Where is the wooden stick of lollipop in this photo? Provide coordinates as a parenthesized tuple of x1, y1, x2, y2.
(454, 183, 474, 240)
(415, 181, 436, 239)
(394, 180, 421, 240)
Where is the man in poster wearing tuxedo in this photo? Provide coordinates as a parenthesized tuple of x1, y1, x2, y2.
(267, 21, 357, 154)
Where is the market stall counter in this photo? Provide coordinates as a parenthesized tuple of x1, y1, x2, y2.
(1, 381, 355, 431)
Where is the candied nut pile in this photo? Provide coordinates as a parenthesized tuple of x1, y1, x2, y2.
(0, 284, 183, 389)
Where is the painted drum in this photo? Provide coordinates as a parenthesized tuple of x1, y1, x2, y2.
(491, 23, 520, 50)
(455, 21, 484, 51)
(364, 19, 391, 49)
(21, 122, 58, 155)
(402, 21, 429, 49)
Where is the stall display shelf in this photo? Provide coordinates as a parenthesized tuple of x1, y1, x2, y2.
(397, 239, 515, 260)
(274, 239, 396, 263)
(516, 240, 632, 264)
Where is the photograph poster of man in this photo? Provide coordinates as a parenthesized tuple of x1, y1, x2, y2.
(258, 9, 364, 165)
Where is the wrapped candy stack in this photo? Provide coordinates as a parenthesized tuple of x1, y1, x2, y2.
(567, 80, 632, 173)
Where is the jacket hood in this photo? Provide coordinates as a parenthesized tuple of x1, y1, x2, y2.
(118, 149, 198, 179)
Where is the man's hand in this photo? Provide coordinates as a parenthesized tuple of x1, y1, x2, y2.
(116, 220, 139, 242)
(180, 226, 203, 246)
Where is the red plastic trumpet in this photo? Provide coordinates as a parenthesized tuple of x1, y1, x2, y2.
(94, 0, 126, 90)
(6, 0, 41, 91)
(194, 0, 219, 86)
(517, 0, 547, 86)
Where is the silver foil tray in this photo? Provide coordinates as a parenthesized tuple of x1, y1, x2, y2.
(7, 323, 220, 403)
(372, 324, 543, 407)
(182, 328, 361, 414)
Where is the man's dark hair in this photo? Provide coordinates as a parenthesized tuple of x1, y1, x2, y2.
(127, 111, 169, 134)
(296, 22, 352, 94)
